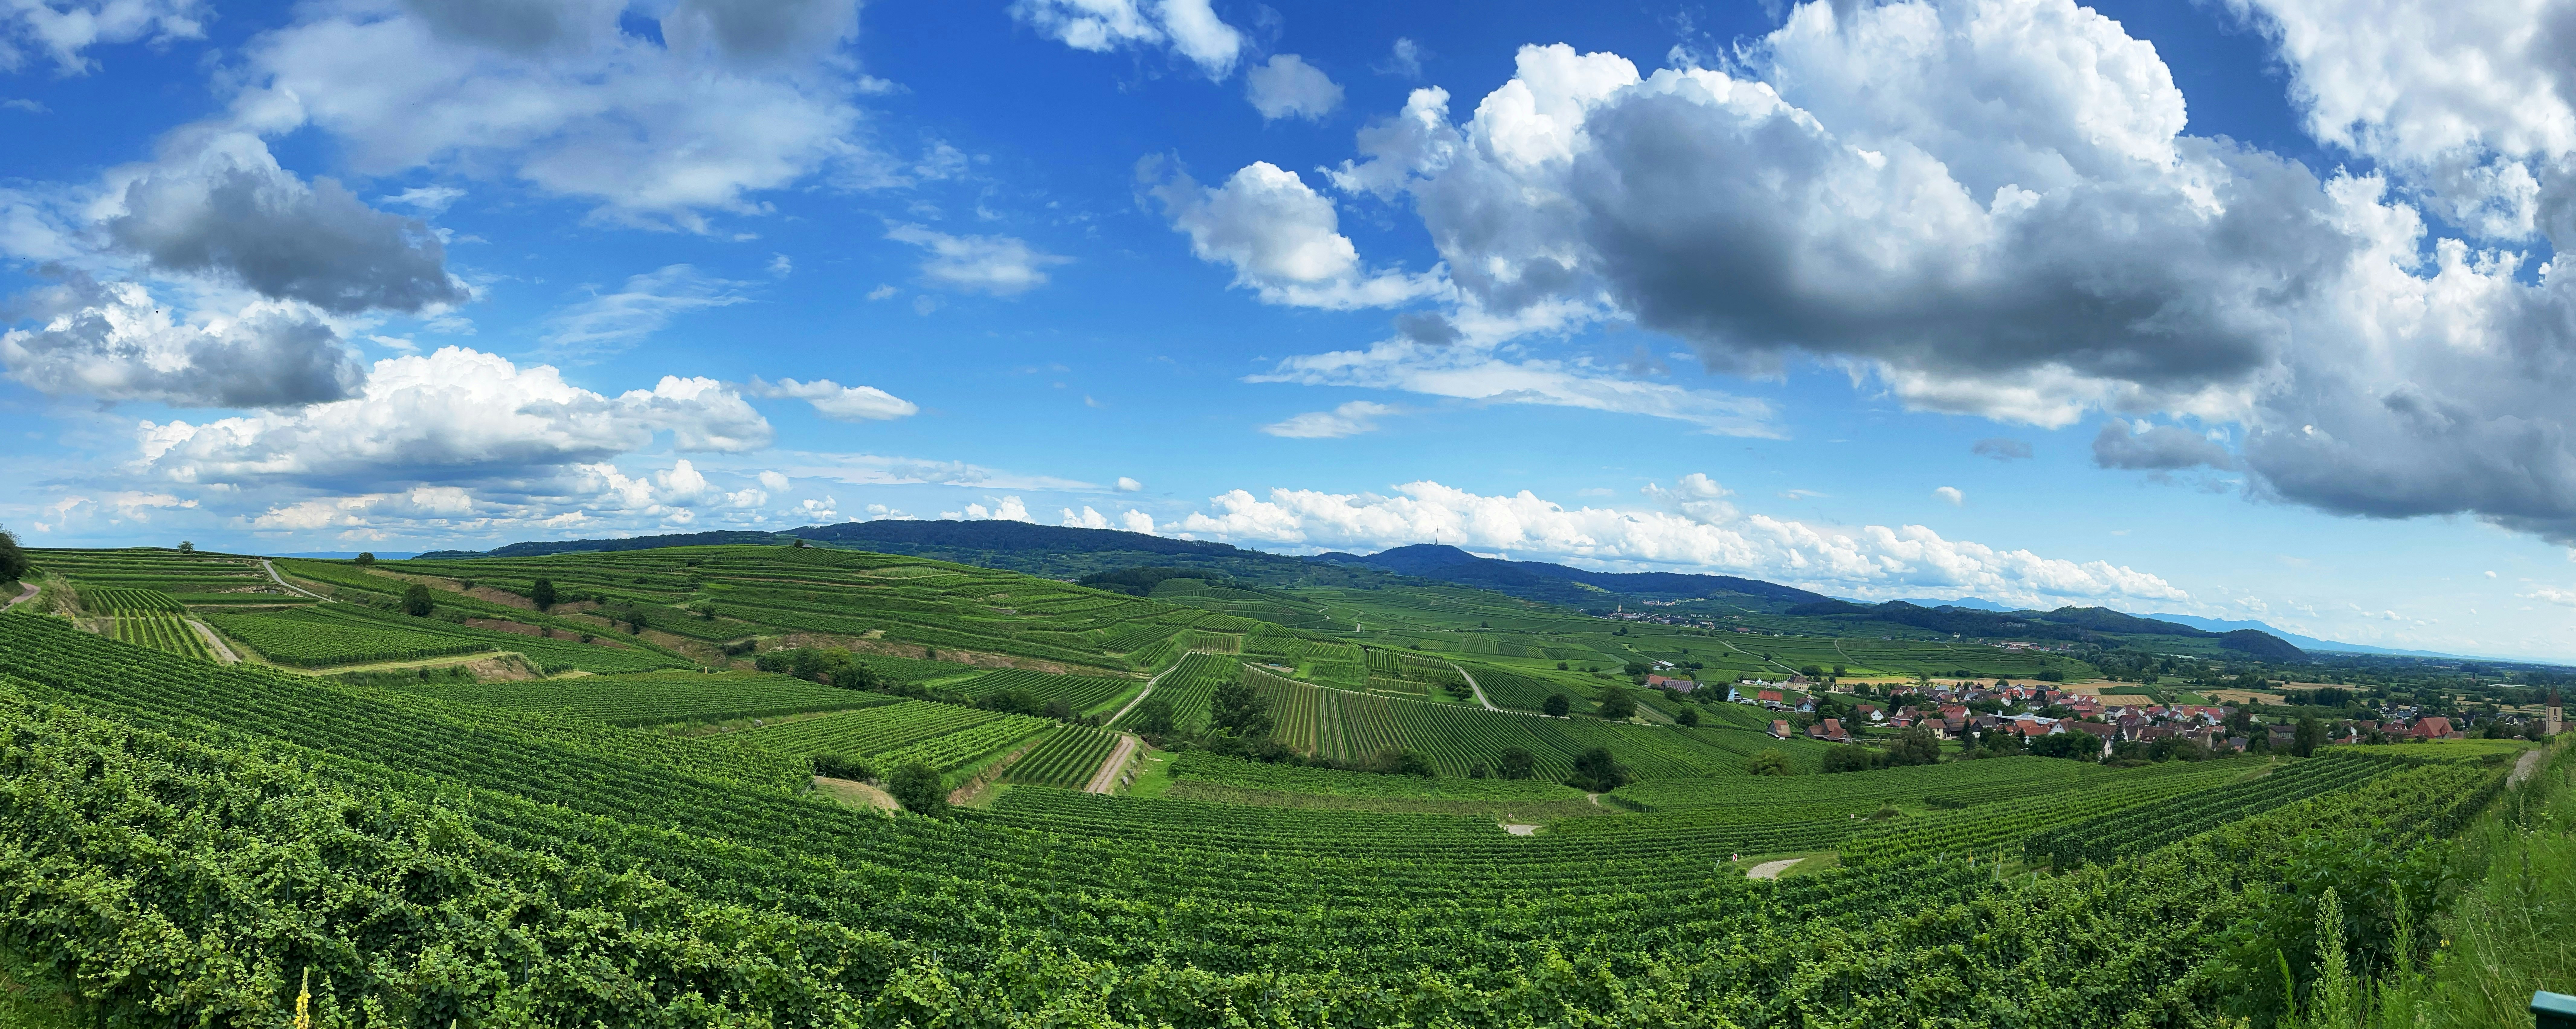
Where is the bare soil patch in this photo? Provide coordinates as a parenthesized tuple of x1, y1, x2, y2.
(812, 776, 898, 812)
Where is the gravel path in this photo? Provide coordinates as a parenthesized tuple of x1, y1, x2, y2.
(1746, 858, 1804, 880)
(2510, 748, 2544, 787)
(1105, 657, 1191, 726)
(2, 581, 36, 612)
(189, 620, 242, 664)
(1084, 734, 1140, 794)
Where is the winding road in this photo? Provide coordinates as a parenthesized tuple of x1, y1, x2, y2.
(262, 559, 332, 601)
(3, 581, 36, 613)
(1445, 661, 1502, 711)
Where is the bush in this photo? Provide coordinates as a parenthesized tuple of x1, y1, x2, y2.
(1542, 694, 1571, 717)
(977, 688, 1047, 717)
(1674, 706, 1701, 728)
(1498, 747, 1536, 780)
(401, 583, 434, 617)
(531, 577, 556, 611)
(1889, 725, 1943, 765)
(885, 762, 948, 817)
(1820, 744, 1887, 774)
(755, 647, 885, 691)
(1747, 749, 1792, 776)
(810, 754, 872, 781)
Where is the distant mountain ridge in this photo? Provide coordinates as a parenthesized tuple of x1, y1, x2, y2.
(1789, 599, 2306, 661)
(1892, 595, 2463, 660)
(1306, 543, 1830, 607)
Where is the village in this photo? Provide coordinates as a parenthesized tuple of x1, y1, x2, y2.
(1640, 669, 2562, 758)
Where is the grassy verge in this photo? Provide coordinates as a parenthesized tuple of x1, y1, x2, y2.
(2360, 742, 2572, 1029)
(1122, 748, 1178, 797)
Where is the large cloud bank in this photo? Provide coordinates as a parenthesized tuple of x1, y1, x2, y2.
(1189, 0, 2576, 542)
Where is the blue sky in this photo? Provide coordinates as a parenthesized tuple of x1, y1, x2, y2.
(8, 0, 2576, 660)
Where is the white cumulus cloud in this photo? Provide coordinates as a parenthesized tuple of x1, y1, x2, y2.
(884, 224, 1069, 296)
(748, 376, 919, 421)
(1165, 475, 2188, 607)
(1246, 54, 1343, 121)
(1148, 160, 1442, 309)
(1261, 400, 1398, 438)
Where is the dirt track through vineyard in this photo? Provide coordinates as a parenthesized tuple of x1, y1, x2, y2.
(1084, 734, 1139, 793)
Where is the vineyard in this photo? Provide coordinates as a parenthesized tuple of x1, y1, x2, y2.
(954, 667, 1140, 715)
(206, 606, 495, 666)
(1113, 651, 1234, 733)
(107, 612, 213, 659)
(395, 670, 905, 726)
(733, 699, 1053, 774)
(0, 545, 2553, 1027)
(1002, 725, 1124, 788)
(1248, 667, 1813, 780)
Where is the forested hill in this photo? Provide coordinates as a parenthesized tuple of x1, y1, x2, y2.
(1788, 600, 2307, 660)
(1309, 544, 1831, 608)
(417, 524, 1839, 603)
(417, 529, 784, 559)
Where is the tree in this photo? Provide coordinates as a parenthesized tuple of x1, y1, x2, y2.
(531, 577, 557, 611)
(401, 583, 434, 616)
(1747, 749, 1792, 776)
(1497, 747, 1536, 780)
(1820, 744, 1884, 774)
(1889, 725, 1943, 766)
(2030, 731, 2097, 761)
(178, 541, 195, 554)
(1674, 706, 1701, 728)
(354, 551, 373, 567)
(1130, 698, 1177, 737)
(1595, 686, 1638, 721)
(2294, 715, 2325, 757)
(1542, 694, 1571, 717)
(1556, 661, 1570, 671)
(1210, 677, 1274, 739)
(1566, 747, 1631, 791)
(0, 524, 26, 583)
(1389, 749, 1434, 777)
(885, 762, 948, 817)
(792, 538, 808, 548)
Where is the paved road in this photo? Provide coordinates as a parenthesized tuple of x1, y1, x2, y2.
(262, 559, 331, 601)
(3, 581, 36, 612)
(1746, 857, 1803, 880)
(1084, 734, 1141, 794)
(1447, 661, 1502, 711)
